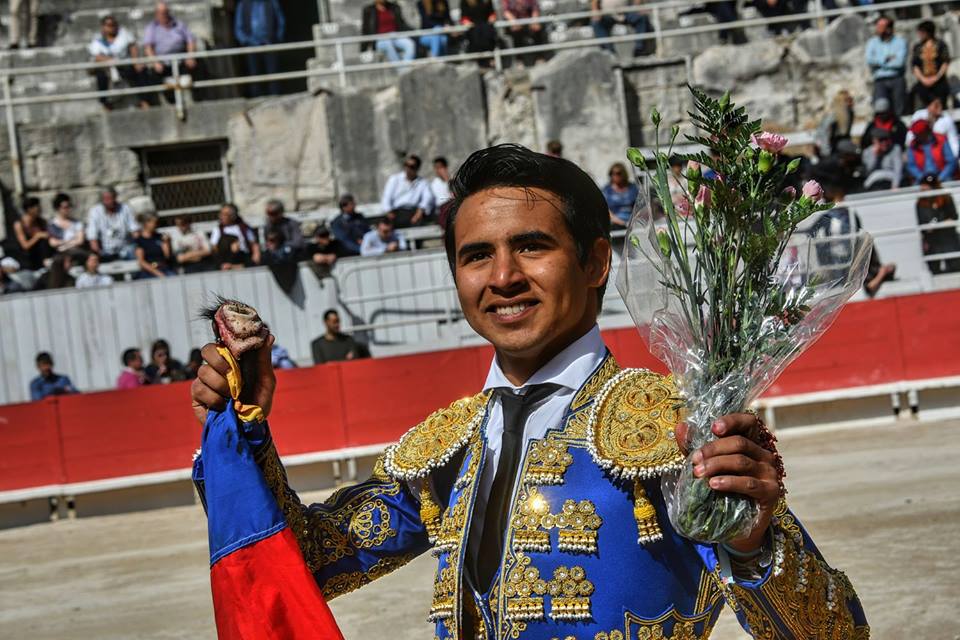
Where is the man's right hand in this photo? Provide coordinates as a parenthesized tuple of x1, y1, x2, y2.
(190, 335, 276, 426)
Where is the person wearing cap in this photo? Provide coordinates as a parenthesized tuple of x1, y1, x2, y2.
(907, 118, 957, 184)
(861, 128, 904, 190)
(862, 96, 909, 150)
(916, 173, 960, 274)
(911, 20, 951, 111)
(866, 15, 908, 116)
(907, 96, 960, 156)
(329, 194, 370, 257)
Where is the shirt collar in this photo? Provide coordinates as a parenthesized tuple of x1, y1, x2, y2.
(483, 324, 606, 393)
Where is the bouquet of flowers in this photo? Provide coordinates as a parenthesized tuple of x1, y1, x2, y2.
(619, 87, 873, 543)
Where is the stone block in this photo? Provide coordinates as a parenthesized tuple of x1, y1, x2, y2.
(790, 14, 869, 64)
(370, 84, 406, 195)
(691, 40, 785, 92)
(485, 68, 538, 150)
(325, 90, 380, 203)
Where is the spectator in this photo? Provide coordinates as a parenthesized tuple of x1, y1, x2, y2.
(88, 15, 148, 111)
(234, 0, 285, 97)
(116, 348, 148, 389)
(861, 129, 904, 191)
(48, 193, 86, 255)
(75, 253, 114, 288)
(866, 15, 908, 117)
(9, 0, 39, 49)
(184, 348, 203, 380)
(821, 139, 865, 194)
(815, 90, 854, 158)
(861, 97, 908, 149)
(145, 339, 186, 383)
(361, 218, 408, 256)
(38, 253, 75, 290)
(86, 186, 139, 262)
(911, 20, 951, 111)
(29, 352, 77, 401)
(916, 174, 960, 274)
(271, 343, 298, 369)
(12, 196, 52, 272)
(752, 0, 809, 35)
(602, 162, 639, 227)
(210, 203, 261, 269)
(261, 229, 297, 267)
(591, 0, 653, 58)
(707, 1, 746, 45)
(143, 2, 199, 104)
(330, 194, 370, 256)
(362, 0, 416, 63)
(418, 0, 453, 58)
(501, 0, 546, 65)
(262, 199, 304, 255)
(906, 119, 957, 184)
(545, 140, 563, 158)
(134, 213, 175, 278)
(460, 0, 498, 61)
(311, 309, 371, 364)
(431, 156, 452, 210)
(907, 96, 960, 156)
(171, 215, 212, 273)
(381, 154, 435, 228)
(310, 226, 343, 270)
(0, 257, 25, 294)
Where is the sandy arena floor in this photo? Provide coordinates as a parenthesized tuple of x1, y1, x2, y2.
(1, 418, 958, 639)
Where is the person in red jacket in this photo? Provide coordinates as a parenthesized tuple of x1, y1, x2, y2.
(907, 119, 958, 184)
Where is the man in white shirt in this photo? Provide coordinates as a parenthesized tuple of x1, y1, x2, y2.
(86, 186, 140, 261)
(171, 215, 213, 273)
(906, 96, 960, 156)
(430, 156, 452, 210)
(359, 218, 408, 257)
(380, 154, 435, 228)
(87, 15, 149, 110)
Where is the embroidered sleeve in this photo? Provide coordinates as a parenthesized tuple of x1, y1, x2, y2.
(711, 501, 870, 639)
(253, 432, 431, 600)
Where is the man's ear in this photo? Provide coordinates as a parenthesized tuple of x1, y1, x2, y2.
(586, 236, 612, 291)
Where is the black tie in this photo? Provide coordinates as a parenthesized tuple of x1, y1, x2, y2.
(473, 384, 558, 591)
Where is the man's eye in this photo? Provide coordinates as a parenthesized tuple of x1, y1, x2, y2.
(519, 243, 545, 253)
(464, 252, 489, 263)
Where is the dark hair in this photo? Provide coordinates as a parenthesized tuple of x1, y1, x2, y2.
(875, 14, 893, 28)
(100, 185, 118, 197)
(36, 352, 53, 365)
(315, 225, 331, 238)
(405, 154, 422, 170)
(21, 196, 40, 211)
(101, 14, 118, 25)
(608, 162, 628, 178)
(220, 202, 239, 217)
(918, 20, 936, 37)
(188, 348, 203, 364)
(338, 193, 355, 209)
(52, 193, 72, 210)
(151, 339, 170, 357)
(443, 143, 611, 305)
(546, 140, 563, 155)
(323, 308, 339, 321)
(266, 198, 284, 215)
(433, 156, 448, 167)
(122, 348, 141, 366)
(377, 218, 393, 228)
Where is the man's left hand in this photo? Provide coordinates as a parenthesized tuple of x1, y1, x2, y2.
(675, 413, 780, 553)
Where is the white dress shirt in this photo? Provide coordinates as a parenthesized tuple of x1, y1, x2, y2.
(466, 325, 606, 563)
(380, 171, 436, 214)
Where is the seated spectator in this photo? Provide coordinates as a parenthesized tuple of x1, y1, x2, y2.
(431, 156, 452, 210)
(1, 257, 25, 294)
(823, 139, 866, 194)
(907, 97, 959, 156)
(88, 15, 148, 110)
(12, 196, 52, 272)
(145, 339, 186, 383)
(271, 343, 297, 369)
(184, 348, 203, 380)
(460, 0, 498, 62)
(29, 352, 77, 401)
(330, 194, 370, 256)
(362, 0, 416, 63)
(48, 193, 86, 255)
(907, 119, 957, 184)
(591, 0, 653, 58)
(418, 0, 453, 58)
(866, 15, 907, 117)
(381, 154, 435, 228)
(75, 253, 114, 288)
(310, 225, 344, 270)
(234, 0, 285, 97)
(210, 203, 260, 269)
(502, 0, 547, 65)
(117, 348, 148, 389)
(861, 129, 904, 191)
(311, 309, 371, 364)
(911, 20, 951, 111)
(861, 97, 908, 150)
(135, 213, 175, 278)
(361, 218, 407, 256)
(261, 229, 297, 266)
(707, 1, 746, 45)
(815, 90, 854, 158)
(752, 0, 809, 35)
(262, 199, 304, 255)
(602, 162, 639, 227)
(171, 215, 212, 273)
(38, 253, 75, 290)
(86, 186, 139, 262)
(545, 139, 563, 158)
(143, 2, 199, 104)
(916, 174, 960, 274)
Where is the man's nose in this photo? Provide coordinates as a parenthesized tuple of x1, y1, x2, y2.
(489, 250, 526, 292)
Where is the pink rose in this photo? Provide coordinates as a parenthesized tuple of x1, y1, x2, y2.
(752, 131, 788, 154)
(695, 185, 711, 209)
(802, 180, 824, 202)
(673, 196, 691, 217)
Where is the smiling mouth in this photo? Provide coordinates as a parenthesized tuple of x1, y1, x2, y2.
(489, 301, 539, 320)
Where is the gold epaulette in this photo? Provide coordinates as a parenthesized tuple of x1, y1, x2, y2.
(585, 368, 686, 480)
(383, 392, 491, 481)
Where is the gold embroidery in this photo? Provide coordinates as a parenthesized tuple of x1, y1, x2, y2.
(693, 567, 723, 614)
(525, 439, 574, 485)
(636, 621, 698, 640)
(429, 563, 457, 621)
(595, 632, 625, 640)
(384, 392, 490, 481)
(572, 355, 621, 411)
(319, 554, 413, 600)
(419, 481, 443, 544)
(503, 553, 548, 621)
(633, 480, 663, 543)
(435, 492, 469, 554)
(512, 487, 553, 553)
(348, 499, 396, 548)
(622, 607, 718, 640)
(555, 499, 602, 554)
(548, 565, 594, 621)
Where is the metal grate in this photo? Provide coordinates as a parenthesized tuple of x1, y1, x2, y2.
(140, 141, 231, 223)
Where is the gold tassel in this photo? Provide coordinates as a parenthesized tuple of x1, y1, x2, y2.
(419, 481, 442, 544)
(633, 479, 662, 544)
